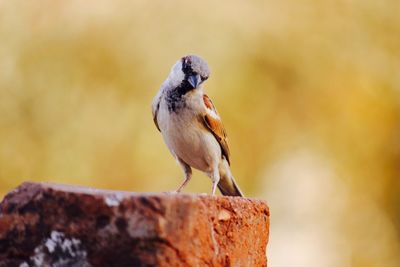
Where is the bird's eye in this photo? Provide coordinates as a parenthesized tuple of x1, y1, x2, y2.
(201, 76, 208, 81)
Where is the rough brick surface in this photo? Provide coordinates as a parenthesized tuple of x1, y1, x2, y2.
(0, 182, 269, 267)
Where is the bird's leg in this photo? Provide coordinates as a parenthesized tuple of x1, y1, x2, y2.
(211, 168, 220, 196)
(175, 173, 191, 193)
(175, 159, 192, 193)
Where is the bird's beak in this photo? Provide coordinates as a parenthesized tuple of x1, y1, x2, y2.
(188, 74, 201, 88)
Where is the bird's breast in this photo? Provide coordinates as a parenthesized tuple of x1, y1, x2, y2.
(158, 100, 221, 172)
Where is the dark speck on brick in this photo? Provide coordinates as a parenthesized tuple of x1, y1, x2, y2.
(66, 203, 83, 218)
(115, 217, 127, 232)
(19, 201, 38, 214)
(96, 215, 110, 229)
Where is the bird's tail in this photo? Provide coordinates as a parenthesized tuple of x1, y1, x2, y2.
(218, 174, 244, 197)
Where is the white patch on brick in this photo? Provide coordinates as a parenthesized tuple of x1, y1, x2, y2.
(104, 193, 124, 207)
(32, 247, 45, 266)
(31, 230, 90, 267)
(217, 209, 231, 221)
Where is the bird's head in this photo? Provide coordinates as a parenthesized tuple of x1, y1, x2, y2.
(168, 55, 210, 90)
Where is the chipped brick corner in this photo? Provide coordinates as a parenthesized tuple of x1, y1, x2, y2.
(0, 182, 270, 267)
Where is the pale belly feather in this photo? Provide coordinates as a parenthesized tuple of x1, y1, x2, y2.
(158, 101, 221, 173)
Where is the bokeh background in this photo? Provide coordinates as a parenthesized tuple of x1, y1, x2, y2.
(1, 0, 399, 266)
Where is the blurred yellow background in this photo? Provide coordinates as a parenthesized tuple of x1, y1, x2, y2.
(0, 0, 399, 266)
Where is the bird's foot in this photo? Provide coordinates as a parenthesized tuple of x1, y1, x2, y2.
(162, 191, 178, 195)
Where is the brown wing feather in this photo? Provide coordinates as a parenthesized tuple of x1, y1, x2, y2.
(202, 94, 231, 165)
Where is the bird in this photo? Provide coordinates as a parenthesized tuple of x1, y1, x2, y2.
(152, 55, 243, 197)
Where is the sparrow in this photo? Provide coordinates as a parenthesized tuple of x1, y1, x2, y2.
(152, 55, 243, 197)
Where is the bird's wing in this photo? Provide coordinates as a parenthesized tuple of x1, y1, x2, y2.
(152, 93, 161, 132)
(202, 94, 231, 165)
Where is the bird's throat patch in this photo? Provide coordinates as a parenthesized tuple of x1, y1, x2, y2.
(166, 82, 193, 113)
